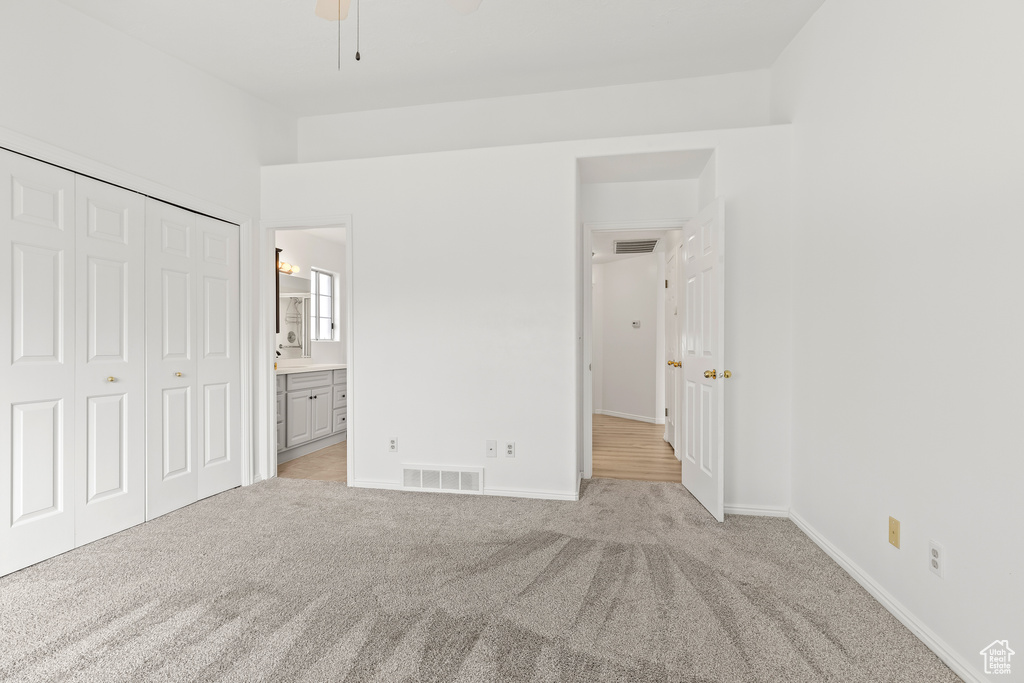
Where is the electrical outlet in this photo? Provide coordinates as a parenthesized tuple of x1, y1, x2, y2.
(485, 440, 497, 458)
(888, 516, 900, 549)
(388, 437, 398, 453)
(504, 441, 515, 458)
(929, 540, 943, 577)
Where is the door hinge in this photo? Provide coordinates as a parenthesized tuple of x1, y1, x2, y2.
(665, 280, 669, 288)
(665, 408, 668, 417)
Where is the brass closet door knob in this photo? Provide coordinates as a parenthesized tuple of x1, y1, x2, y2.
(175, 372, 183, 377)
(721, 370, 732, 379)
(106, 377, 116, 383)
(704, 369, 717, 379)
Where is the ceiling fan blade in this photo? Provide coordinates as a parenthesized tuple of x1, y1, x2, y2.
(446, 0, 483, 15)
(315, 0, 350, 21)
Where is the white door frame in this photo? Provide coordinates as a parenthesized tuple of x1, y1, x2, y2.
(261, 215, 354, 483)
(579, 218, 687, 480)
(0, 125, 258, 488)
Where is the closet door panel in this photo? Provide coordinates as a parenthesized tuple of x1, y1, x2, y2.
(197, 216, 241, 498)
(0, 150, 76, 576)
(74, 177, 146, 546)
(146, 199, 199, 520)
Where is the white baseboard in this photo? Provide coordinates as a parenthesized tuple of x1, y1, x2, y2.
(724, 504, 790, 518)
(595, 409, 658, 424)
(789, 510, 981, 683)
(349, 479, 579, 502)
(484, 487, 579, 501)
(348, 479, 405, 491)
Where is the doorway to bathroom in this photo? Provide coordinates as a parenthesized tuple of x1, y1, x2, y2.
(271, 223, 350, 482)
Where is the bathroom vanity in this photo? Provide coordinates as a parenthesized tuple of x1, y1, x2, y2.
(276, 364, 347, 461)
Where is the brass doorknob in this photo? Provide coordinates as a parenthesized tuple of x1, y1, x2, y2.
(175, 372, 183, 377)
(676, 362, 682, 367)
(704, 369, 717, 379)
(106, 376, 116, 383)
(667, 361, 674, 366)
(721, 370, 732, 379)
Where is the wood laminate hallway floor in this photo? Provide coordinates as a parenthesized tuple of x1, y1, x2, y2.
(277, 441, 347, 482)
(592, 413, 681, 483)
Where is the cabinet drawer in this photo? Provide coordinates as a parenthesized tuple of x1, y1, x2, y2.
(333, 369, 347, 385)
(333, 408, 347, 433)
(276, 375, 285, 393)
(276, 393, 285, 423)
(333, 385, 347, 405)
(286, 370, 333, 391)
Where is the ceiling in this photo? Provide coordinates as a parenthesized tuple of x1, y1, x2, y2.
(57, 0, 824, 116)
(278, 227, 347, 247)
(579, 150, 714, 184)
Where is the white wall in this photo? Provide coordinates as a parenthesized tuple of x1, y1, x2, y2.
(593, 255, 661, 422)
(771, 0, 1024, 678)
(580, 180, 697, 223)
(275, 230, 347, 365)
(263, 126, 793, 507)
(297, 71, 771, 162)
(0, 0, 296, 217)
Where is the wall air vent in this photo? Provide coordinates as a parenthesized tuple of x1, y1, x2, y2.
(613, 239, 659, 255)
(402, 466, 483, 495)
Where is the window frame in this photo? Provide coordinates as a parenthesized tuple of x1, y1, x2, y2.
(310, 267, 336, 341)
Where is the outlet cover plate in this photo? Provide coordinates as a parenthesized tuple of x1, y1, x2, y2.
(888, 516, 900, 549)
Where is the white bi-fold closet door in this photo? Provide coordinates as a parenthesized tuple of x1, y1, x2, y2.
(0, 148, 241, 577)
(145, 199, 241, 519)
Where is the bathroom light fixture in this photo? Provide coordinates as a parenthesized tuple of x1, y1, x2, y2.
(278, 262, 300, 275)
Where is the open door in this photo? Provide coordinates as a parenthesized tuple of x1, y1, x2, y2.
(680, 198, 726, 521)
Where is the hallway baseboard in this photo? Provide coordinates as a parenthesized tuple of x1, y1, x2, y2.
(594, 409, 662, 424)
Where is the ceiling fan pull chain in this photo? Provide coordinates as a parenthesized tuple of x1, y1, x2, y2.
(355, 0, 361, 61)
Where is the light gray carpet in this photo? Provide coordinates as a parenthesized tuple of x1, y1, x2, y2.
(0, 478, 957, 682)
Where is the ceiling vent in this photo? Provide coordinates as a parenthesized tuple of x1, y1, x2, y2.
(614, 239, 659, 255)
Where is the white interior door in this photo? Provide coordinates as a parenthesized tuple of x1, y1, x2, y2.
(146, 199, 199, 520)
(664, 251, 678, 451)
(0, 150, 77, 574)
(680, 198, 726, 522)
(74, 177, 146, 545)
(196, 215, 241, 499)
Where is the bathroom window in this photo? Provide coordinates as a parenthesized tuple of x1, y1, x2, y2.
(310, 268, 335, 341)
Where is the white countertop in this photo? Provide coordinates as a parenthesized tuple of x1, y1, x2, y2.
(275, 363, 347, 376)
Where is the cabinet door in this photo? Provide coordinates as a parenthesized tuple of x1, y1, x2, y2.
(74, 177, 146, 546)
(196, 215, 241, 499)
(311, 388, 333, 440)
(0, 150, 76, 577)
(286, 390, 313, 448)
(145, 199, 199, 520)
